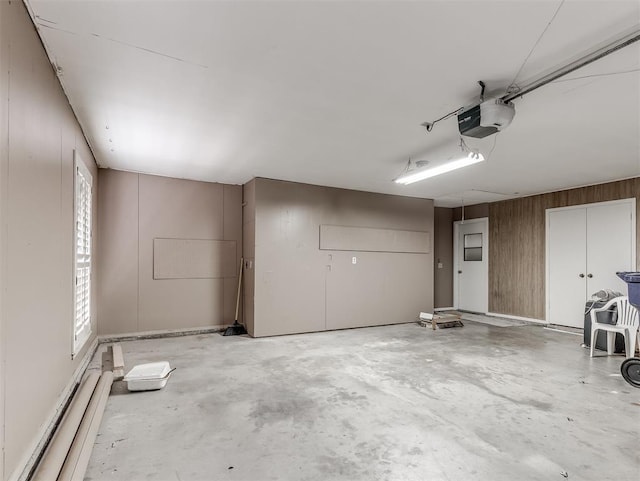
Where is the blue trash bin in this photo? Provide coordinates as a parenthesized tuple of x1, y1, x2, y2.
(616, 272, 640, 389)
(616, 272, 640, 308)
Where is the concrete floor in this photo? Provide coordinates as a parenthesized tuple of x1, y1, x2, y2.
(86, 322, 639, 481)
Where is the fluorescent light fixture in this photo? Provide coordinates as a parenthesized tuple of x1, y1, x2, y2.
(394, 152, 485, 185)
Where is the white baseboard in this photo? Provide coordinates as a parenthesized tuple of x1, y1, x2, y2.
(434, 307, 456, 311)
(544, 326, 582, 336)
(486, 312, 547, 325)
(10, 337, 99, 481)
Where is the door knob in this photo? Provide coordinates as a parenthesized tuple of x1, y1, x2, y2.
(458, 270, 462, 274)
(587, 273, 593, 278)
(579, 273, 585, 278)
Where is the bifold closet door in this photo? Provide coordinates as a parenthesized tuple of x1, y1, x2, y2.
(547, 200, 635, 328)
(547, 208, 587, 328)
(586, 202, 634, 296)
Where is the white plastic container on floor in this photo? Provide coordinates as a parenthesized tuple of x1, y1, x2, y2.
(123, 361, 173, 391)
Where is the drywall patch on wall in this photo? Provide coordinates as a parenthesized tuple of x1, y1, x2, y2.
(319, 225, 430, 253)
(153, 238, 236, 279)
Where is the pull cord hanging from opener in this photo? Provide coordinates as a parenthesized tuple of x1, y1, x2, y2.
(421, 81, 486, 133)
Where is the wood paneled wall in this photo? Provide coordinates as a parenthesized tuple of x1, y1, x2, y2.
(489, 178, 639, 319)
(452, 203, 489, 222)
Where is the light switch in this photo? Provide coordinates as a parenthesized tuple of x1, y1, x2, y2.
(352, 256, 357, 264)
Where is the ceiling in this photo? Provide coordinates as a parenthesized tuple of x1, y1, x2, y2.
(26, 0, 640, 207)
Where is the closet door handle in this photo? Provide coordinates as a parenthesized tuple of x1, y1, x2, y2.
(587, 273, 593, 278)
(579, 273, 585, 278)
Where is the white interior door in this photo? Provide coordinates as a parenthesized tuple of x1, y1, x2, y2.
(547, 208, 587, 327)
(454, 218, 488, 313)
(586, 201, 635, 295)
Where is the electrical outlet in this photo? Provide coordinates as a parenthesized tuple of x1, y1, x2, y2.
(437, 262, 443, 269)
(352, 257, 357, 264)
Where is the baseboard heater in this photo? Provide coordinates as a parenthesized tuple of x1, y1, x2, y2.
(30, 369, 114, 481)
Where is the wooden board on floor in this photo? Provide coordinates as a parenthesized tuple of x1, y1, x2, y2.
(111, 344, 125, 380)
(430, 313, 463, 330)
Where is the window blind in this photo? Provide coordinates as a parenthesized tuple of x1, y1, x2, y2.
(73, 156, 92, 356)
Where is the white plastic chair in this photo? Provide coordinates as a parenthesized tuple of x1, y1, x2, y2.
(589, 296, 639, 358)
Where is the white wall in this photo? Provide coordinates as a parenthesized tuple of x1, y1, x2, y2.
(0, 3, 99, 480)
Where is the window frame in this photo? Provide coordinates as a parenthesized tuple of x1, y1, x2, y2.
(72, 151, 93, 358)
(463, 233, 483, 261)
